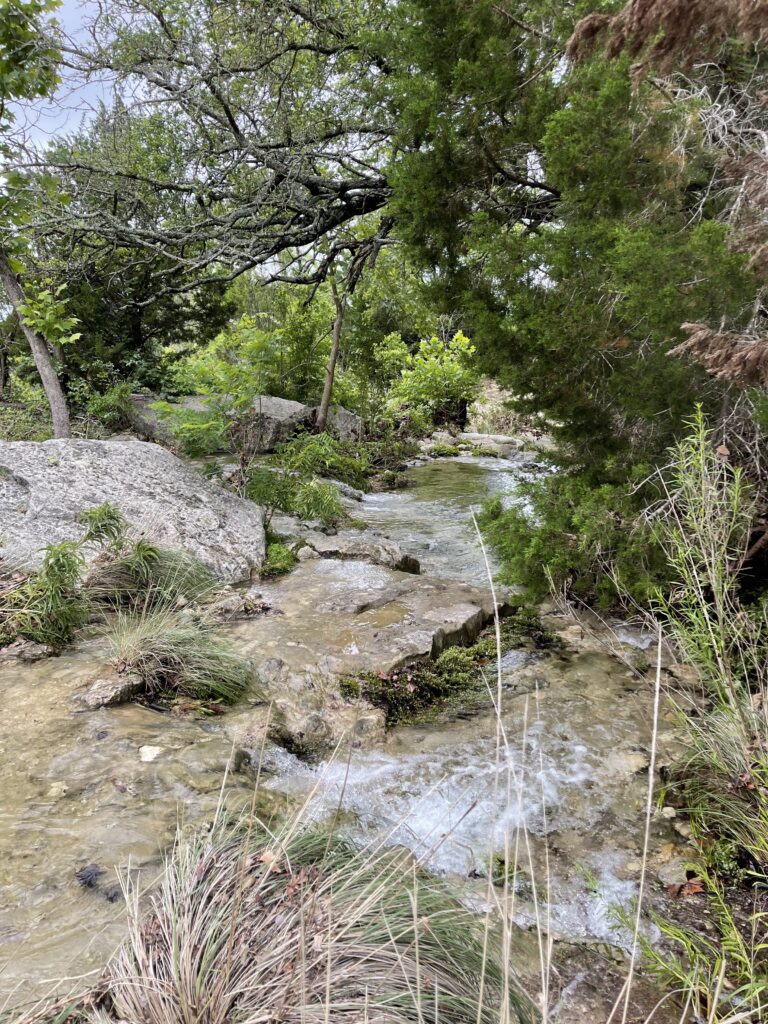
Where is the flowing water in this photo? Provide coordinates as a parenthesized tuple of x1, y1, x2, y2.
(0, 452, 676, 1009)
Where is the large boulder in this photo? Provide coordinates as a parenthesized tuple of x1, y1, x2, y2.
(240, 397, 363, 452)
(321, 404, 363, 441)
(0, 439, 265, 582)
(239, 395, 317, 453)
(124, 394, 229, 450)
(127, 393, 363, 454)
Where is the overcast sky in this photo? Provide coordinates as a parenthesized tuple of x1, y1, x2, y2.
(20, 0, 105, 145)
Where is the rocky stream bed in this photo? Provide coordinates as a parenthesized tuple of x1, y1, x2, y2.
(0, 450, 692, 1020)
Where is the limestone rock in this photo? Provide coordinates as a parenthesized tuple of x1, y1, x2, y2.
(321, 404, 363, 441)
(301, 531, 420, 573)
(237, 658, 386, 758)
(125, 394, 226, 449)
(325, 478, 365, 501)
(0, 639, 57, 662)
(0, 439, 265, 582)
(239, 395, 317, 453)
(82, 671, 144, 709)
(227, 561, 508, 754)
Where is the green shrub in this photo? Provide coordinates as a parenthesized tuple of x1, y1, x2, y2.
(261, 542, 298, 578)
(479, 468, 670, 607)
(0, 541, 88, 648)
(293, 478, 344, 524)
(636, 868, 768, 1022)
(278, 432, 370, 489)
(0, 379, 52, 441)
(152, 398, 232, 456)
(78, 501, 129, 547)
(85, 381, 135, 430)
(246, 461, 345, 527)
(387, 331, 480, 427)
(108, 608, 253, 704)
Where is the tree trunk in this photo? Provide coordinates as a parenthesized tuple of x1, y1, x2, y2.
(0, 250, 70, 438)
(316, 279, 344, 433)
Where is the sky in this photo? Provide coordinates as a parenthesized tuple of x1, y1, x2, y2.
(19, 0, 106, 145)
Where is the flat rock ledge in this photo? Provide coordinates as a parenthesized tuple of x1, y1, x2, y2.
(0, 439, 265, 582)
(227, 559, 514, 758)
(271, 515, 420, 573)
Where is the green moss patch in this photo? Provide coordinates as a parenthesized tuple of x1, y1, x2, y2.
(340, 609, 559, 725)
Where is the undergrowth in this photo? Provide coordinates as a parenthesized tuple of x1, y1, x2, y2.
(629, 409, 768, 1019)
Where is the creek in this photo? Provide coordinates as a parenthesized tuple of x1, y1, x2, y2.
(0, 451, 680, 1016)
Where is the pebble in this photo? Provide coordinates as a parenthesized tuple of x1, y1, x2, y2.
(139, 745, 163, 762)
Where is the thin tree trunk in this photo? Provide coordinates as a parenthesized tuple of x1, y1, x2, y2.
(0, 250, 70, 438)
(316, 279, 344, 433)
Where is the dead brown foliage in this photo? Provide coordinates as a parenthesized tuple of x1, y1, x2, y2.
(672, 323, 768, 386)
(568, 1, 768, 75)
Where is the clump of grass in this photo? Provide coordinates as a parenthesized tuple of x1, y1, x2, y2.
(0, 541, 88, 649)
(428, 442, 461, 457)
(20, 810, 532, 1024)
(260, 541, 298, 578)
(87, 540, 217, 608)
(627, 408, 768, 1016)
(635, 867, 768, 1022)
(108, 608, 253, 704)
(669, 702, 768, 875)
(78, 501, 218, 609)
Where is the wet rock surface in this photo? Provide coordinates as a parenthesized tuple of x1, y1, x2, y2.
(81, 670, 145, 709)
(0, 439, 265, 581)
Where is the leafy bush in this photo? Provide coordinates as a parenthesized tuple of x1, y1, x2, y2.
(0, 541, 87, 648)
(388, 331, 480, 428)
(0, 380, 52, 441)
(172, 291, 333, 406)
(78, 501, 129, 546)
(85, 381, 135, 430)
(109, 608, 253, 703)
(292, 478, 345, 524)
(278, 433, 370, 489)
(246, 445, 347, 527)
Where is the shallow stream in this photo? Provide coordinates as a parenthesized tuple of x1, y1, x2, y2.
(0, 452, 677, 1012)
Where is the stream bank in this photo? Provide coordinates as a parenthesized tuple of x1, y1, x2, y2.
(0, 448, 690, 1019)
